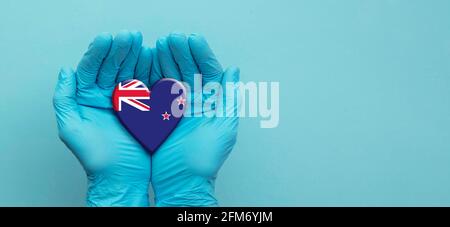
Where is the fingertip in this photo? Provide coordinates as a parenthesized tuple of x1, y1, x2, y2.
(232, 67, 240, 81)
(95, 32, 113, 44)
(61, 66, 74, 74)
(156, 37, 171, 56)
(55, 67, 76, 100)
(169, 32, 186, 39)
(231, 66, 240, 75)
(131, 30, 143, 44)
(223, 66, 241, 83)
(188, 33, 207, 46)
(188, 34, 222, 79)
(170, 31, 185, 37)
(140, 45, 152, 56)
(138, 45, 153, 66)
(156, 36, 168, 49)
(131, 30, 142, 36)
(117, 29, 131, 35)
(189, 33, 202, 38)
(115, 30, 133, 46)
(171, 30, 184, 34)
(168, 32, 187, 47)
(89, 33, 112, 52)
(58, 67, 74, 80)
(128, 31, 143, 56)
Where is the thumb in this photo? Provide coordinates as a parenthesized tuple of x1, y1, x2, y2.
(53, 67, 81, 130)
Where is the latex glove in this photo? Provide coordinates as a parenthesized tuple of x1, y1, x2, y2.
(53, 30, 156, 206)
(149, 33, 240, 206)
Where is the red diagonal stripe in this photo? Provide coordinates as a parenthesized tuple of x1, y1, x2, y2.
(116, 90, 150, 97)
(123, 80, 138, 88)
(129, 99, 151, 110)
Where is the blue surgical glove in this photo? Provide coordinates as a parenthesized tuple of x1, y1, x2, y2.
(148, 33, 240, 206)
(53, 30, 155, 206)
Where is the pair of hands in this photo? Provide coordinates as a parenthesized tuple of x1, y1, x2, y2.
(53, 30, 240, 206)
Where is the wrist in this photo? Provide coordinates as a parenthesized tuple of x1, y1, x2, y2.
(154, 178, 218, 207)
(156, 192, 218, 207)
(86, 173, 150, 207)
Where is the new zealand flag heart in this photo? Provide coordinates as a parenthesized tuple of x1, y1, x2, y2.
(112, 78, 186, 154)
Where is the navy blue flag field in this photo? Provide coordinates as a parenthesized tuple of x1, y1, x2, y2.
(113, 79, 186, 154)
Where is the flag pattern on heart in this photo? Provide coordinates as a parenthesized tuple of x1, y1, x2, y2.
(113, 79, 151, 111)
(113, 79, 186, 154)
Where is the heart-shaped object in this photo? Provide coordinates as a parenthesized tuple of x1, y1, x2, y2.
(112, 78, 186, 154)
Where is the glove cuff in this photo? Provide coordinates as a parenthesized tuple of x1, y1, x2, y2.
(155, 188, 218, 207)
(86, 174, 150, 207)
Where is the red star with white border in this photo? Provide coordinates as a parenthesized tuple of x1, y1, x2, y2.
(162, 111, 171, 121)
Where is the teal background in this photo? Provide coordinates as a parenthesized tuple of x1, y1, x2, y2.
(1, 0, 450, 206)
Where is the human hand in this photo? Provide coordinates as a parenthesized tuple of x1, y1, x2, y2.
(53, 30, 155, 206)
(149, 33, 240, 206)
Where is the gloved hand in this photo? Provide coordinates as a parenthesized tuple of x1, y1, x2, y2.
(53, 30, 156, 206)
(148, 33, 240, 206)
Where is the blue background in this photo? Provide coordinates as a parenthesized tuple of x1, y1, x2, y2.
(1, 0, 450, 206)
